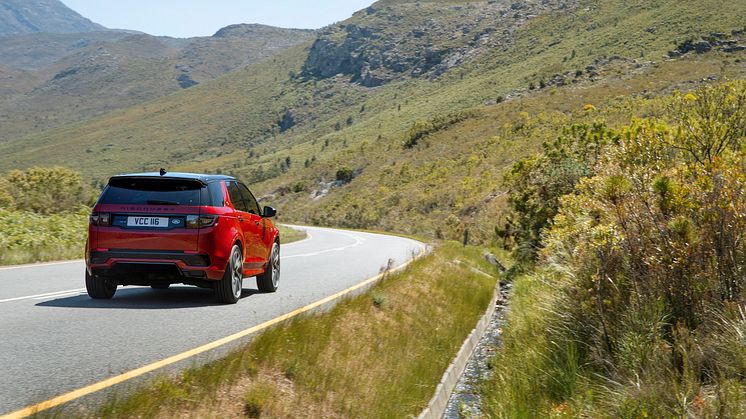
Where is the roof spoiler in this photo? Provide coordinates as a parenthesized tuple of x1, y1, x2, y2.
(108, 176, 207, 187)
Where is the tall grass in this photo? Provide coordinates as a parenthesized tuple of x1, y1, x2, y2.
(0, 208, 88, 265)
(0, 167, 94, 265)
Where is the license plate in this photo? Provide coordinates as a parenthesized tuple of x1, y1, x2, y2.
(127, 216, 169, 228)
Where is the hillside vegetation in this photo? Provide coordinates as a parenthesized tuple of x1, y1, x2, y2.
(0, 167, 93, 264)
(481, 80, 746, 417)
(0, 0, 744, 244)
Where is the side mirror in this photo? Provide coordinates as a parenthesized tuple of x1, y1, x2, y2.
(262, 206, 277, 218)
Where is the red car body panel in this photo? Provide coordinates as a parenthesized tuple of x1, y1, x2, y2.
(93, 205, 201, 251)
(86, 174, 278, 284)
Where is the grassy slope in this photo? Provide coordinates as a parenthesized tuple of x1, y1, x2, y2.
(263, 54, 746, 244)
(0, 43, 311, 179)
(1, 0, 743, 240)
(249, 0, 746, 236)
(0, 1, 743, 263)
(45, 242, 496, 418)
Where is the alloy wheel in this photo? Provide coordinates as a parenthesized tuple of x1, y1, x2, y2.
(231, 248, 243, 299)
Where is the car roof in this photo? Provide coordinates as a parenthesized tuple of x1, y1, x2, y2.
(109, 172, 235, 184)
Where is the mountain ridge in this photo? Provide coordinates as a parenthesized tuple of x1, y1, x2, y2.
(0, 24, 315, 141)
(0, 0, 106, 35)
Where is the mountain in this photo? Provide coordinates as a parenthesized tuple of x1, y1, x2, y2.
(177, 24, 316, 82)
(0, 31, 131, 70)
(0, 0, 106, 35)
(0, 0, 745, 242)
(0, 25, 315, 141)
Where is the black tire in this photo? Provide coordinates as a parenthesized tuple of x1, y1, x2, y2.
(215, 244, 243, 304)
(86, 270, 116, 299)
(151, 283, 170, 290)
(257, 242, 280, 293)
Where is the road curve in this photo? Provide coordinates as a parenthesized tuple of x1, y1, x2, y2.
(0, 226, 425, 415)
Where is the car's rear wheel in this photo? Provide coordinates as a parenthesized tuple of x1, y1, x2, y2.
(215, 244, 243, 304)
(86, 271, 116, 299)
(257, 242, 280, 293)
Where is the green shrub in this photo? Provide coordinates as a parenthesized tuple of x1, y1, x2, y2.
(0, 167, 94, 264)
(371, 291, 389, 309)
(4, 167, 95, 215)
(0, 177, 14, 209)
(402, 111, 475, 149)
(335, 166, 354, 183)
(499, 122, 619, 262)
(0, 207, 89, 264)
(243, 383, 274, 418)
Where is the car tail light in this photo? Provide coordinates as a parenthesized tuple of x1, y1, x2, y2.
(186, 215, 218, 229)
(89, 212, 111, 226)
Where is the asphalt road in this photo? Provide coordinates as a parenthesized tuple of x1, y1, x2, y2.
(0, 226, 425, 415)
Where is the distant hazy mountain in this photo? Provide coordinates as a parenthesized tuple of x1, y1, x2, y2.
(0, 23, 314, 142)
(0, 0, 106, 36)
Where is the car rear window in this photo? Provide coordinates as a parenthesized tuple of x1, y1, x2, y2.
(99, 178, 216, 206)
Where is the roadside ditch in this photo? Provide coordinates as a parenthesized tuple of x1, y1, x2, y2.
(443, 283, 511, 418)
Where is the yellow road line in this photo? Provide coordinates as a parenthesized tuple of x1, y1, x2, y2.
(1, 246, 426, 419)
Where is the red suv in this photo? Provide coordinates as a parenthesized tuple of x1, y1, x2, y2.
(85, 171, 280, 304)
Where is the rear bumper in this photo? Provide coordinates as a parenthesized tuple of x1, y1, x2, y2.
(87, 250, 225, 281)
(90, 250, 211, 266)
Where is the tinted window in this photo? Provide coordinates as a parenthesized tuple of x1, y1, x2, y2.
(226, 181, 248, 212)
(238, 183, 261, 215)
(208, 182, 225, 207)
(99, 178, 211, 206)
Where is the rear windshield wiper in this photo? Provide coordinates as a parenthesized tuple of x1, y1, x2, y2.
(146, 199, 180, 205)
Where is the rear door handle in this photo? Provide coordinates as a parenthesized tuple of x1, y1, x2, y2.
(238, 216, 244, 222)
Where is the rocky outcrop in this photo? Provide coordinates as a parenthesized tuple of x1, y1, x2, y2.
(301, 23, 438, 87)
(668, 31, 746, 57)
(177, 73, 198, 89)
(278, 109, 298, 133)
(301, 1, 579, 88)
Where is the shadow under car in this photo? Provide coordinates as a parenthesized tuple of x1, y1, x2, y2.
(36, 286, 260, 309)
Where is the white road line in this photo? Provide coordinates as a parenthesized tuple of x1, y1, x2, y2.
(0, 289, 86, 304)
(33, 291, 85, 301)
(0, 260, 83, 272)
(280, 225, 313, 246)
(283, 230, 364, 259)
